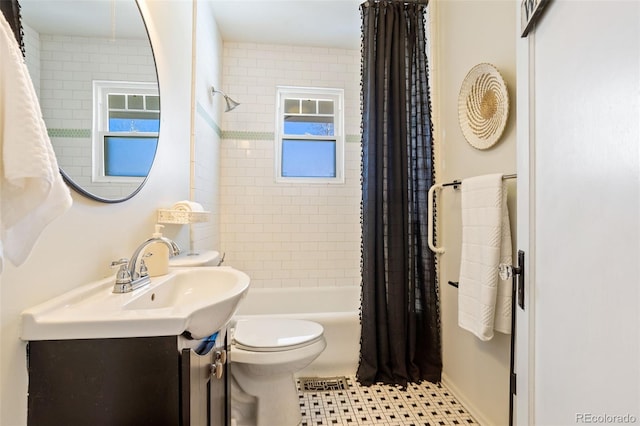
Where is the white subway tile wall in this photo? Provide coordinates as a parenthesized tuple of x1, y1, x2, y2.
(23, 24, 41, 96)
(31, 33, 156, 198)
(220, 42, 362, 289)
(38, 33, 155, 129)
(192, 105, 221, 252)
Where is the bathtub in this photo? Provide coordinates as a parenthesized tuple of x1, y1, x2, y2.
(232, 286, 361, 377)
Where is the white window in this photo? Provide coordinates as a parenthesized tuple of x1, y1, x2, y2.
(92, 81, 159, 183)
(275, 86, 344, 183)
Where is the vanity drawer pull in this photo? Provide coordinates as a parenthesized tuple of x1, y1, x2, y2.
(210, 350, 226, 380)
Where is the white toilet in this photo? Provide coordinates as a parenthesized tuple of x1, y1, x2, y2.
(230, 317, 326, 426)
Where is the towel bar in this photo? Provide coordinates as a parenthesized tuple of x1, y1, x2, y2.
(427, 173, 517, 255)
(427, 183, 445, 253)
(442, 173, 516, 189)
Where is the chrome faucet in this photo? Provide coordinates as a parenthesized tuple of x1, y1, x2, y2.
(111, 237, 181, 293)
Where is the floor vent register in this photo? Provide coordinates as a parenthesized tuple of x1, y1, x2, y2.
(298, 376, 349, 392)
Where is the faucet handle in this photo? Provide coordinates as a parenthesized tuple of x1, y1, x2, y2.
(111, 258, 132, 284)
(110, 258, 129, 268)
(138, 257, 149, 278)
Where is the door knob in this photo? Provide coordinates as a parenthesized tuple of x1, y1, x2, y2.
(499, 250, 525, 310)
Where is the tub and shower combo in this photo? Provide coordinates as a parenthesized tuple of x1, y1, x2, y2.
(232, 285, 361, 377)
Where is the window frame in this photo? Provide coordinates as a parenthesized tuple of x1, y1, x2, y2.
(275, 86, 345, 184)
(92, 80, 159, 183)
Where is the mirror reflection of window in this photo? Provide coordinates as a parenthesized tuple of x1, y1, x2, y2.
(93, 81, 159, 182)
(104, 136, 157, 177)
(20, 0, 159, 202)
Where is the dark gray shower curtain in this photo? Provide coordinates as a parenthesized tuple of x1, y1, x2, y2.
(357, 0, 441, 387)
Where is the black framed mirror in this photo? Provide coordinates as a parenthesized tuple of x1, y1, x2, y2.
(20, 0, 159, 203)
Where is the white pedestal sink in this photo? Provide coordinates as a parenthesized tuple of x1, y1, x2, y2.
(21, 266, 250, 340)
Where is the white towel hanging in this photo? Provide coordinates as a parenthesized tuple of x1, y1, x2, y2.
(0, 14, 72, 272)
(457, 173, 512, 341)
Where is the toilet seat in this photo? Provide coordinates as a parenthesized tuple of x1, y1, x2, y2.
(233, 318, 323, 352)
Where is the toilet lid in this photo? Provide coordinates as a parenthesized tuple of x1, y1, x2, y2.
(233, 318, 323, 352)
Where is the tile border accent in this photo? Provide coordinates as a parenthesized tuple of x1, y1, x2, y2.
(196, 101, 221, 137)
(45, 127, 359, 142)
(222, 131, 274, 140)
(346, 134, 361, 143)
(48, 128, 91, 138)
(222, 131, 362, 143)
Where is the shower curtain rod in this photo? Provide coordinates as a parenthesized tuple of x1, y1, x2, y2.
(441, 173, 517, 188)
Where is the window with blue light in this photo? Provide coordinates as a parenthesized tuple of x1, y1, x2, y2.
(93, 81, 159, 182)
(104, 136, 158, 177)
(276, 87, 344, 183)
(282, 140, 336, 177)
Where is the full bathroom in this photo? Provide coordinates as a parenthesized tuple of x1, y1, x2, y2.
(2, 1, 639, 426)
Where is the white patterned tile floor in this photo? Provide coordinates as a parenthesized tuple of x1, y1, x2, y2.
(297, 375, 478, 426)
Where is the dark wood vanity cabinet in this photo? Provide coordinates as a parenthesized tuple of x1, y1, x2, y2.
(26, 334, 229, 426)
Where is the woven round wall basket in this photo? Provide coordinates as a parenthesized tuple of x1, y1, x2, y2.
(458, 63, 509, 150)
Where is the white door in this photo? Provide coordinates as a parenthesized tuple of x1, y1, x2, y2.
(516, 1, 640, 424)
(515, 3, 533, 422)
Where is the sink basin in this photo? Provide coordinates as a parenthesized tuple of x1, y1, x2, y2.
(21, 266, 250, 341)
(168, 250, 220, 267)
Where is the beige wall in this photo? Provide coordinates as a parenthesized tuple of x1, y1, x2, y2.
(432, 1, 516, 424)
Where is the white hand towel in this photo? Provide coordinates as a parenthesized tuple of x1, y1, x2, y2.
(457, 173, 512, 341)
(0, 14, 72, 272)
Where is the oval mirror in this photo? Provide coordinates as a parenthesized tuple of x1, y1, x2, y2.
(20, 0, 159, 203)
